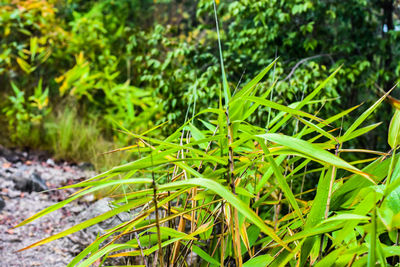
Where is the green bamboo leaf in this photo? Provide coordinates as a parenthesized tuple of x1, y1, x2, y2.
(243, 254, 274, 267)
(382, 153, 400, 226)
(115, 132, 227, 166)
(241, 82, 276, 121)
(14, 178, 152, 228)
(338, 123, 382, 143)
(158, 178, 289, 249)
(110, 148, 203, 178)
(258, 133, 372, 181)
(111, 157, 214, 173)
(270, 67, 341, 132)
(270, 239, 305, 267)
(375, 239, 387, 266)
(199, 119, 217, 132)
(67, 233, 113, 267)
(301, 104, 361, 137)
(305, 168, 330, 229)
(388, 109, 400, 149)
(236, 186, 255, 198)
(76, 243, 137, 267)
(229, 59, 278, 121)
(385, 175, 400, 197)
(297, 117, 338, 142)
(298, 66, 342, 108)
(332, 191, 377, 247)
(189, 123, 207, 149)
(367, 206, 377, 267)
(19, 197, 152, 251)
(192, 245, 220, 266)
(246, 96, 326, 123)
(313, 247, 348, 267)
(255, 155, 286, 192)
(212, 0, 230, 105)
(114, 222, 213, 258)
(332, 155, 398, 210)
(258, 141, 304, 222)
(382, 246, 400, 257)
(342, 87, 395, 141)
(323, 214, 370, 223)
(283, 220, 344, 243)
(299, 236, 318, 267)
(150, 226, 190, 239)
(231, 58, 278, 101)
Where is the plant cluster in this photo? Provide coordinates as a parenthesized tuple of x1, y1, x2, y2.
(16, 62, 400, 266)
(2, 0, 400, 162)
(2, 81, 50, 146)
(0, 0, 162, 164)
(1, 2, 400, 264)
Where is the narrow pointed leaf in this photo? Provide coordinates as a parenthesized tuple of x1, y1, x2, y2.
(388, 109, 400, 149)
(19, 197, 152, 251)
(259, 141, 304, 222)
(158, 178, 289, 249)
(258, 133, 372, 182)
(246, 96, 326, 123)
(342, 87, 395, 141)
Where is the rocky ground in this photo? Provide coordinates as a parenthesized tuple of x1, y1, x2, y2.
(0, 146, 119, 267)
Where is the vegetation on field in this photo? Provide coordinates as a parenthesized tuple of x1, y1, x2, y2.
(15, 59, 400, 266)
(1, 0, 400, 266)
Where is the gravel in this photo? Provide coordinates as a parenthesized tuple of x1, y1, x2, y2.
(0, 148, 98, 267)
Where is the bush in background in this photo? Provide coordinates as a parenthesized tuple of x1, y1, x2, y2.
(1, 0, 400, 165)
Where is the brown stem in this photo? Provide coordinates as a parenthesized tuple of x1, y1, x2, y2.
(225, 109, 242, 266)
(220, 202, 225, 266)
(152, 176, 164, 266)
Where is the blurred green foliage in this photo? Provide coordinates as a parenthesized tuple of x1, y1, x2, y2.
(1, 0, 399, 162)
(3, 81, 50, 146)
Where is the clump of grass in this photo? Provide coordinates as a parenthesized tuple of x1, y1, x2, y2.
(45, 109, 129, 171)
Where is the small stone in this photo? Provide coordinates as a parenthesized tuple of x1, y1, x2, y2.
(13, 173, 30, 191)
(78, 162, 94, 170)
(70, 205, 85, 214)
(81, 194, 95, 203)
(46, 159, 55, 166)
(6, 188, 20, 198)
(13, 172, 49, 193)
(77, 198, 132, 236)
(0, 196, 5, 211)
(31, 172, 49, 192)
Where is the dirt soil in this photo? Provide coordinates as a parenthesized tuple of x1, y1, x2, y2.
(0, 147, 97, 267)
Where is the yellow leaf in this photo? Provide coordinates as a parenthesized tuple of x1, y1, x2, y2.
(54, 75, 65, 83)
(58, 82, 69, 96)
(4, 26, 10, 37)
(16, 57, 34, 74)
(387, 95, 400, 110)
(240, 223, 252, 256)
(388, 109, 400, 149)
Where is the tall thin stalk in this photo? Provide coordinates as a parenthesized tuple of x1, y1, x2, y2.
(151, 152, 164, 267)
(226, 109, 242, 266)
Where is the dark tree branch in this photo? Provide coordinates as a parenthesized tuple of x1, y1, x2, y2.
(282, 54, 334, 82)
